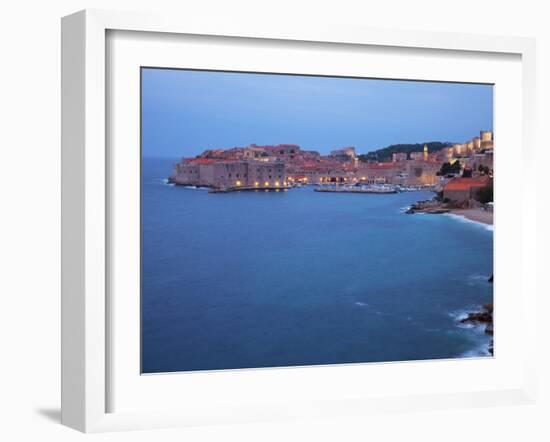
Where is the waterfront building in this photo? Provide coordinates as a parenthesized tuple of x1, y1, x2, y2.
(443, 176, 490, 203)
(358, 162, 397, 183)
(356, 159, 439, 186)
(402, 160, 440, 186)
(171, 159, 286, 189)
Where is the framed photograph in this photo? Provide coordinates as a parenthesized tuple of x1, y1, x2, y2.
(61, 9, 538, 432)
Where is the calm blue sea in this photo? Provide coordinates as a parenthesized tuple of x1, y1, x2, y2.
(141, 158, 494, 373)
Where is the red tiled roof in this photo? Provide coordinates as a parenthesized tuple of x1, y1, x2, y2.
(444, 177, 489, 191)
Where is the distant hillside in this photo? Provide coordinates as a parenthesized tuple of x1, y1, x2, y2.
(358, 141, 454, 162)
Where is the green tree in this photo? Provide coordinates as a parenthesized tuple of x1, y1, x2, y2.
(437, 161, 461, 176)
(476, 183, 494, 203)
(359, 141, 453, 163)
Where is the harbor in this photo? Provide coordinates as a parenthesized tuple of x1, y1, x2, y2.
(314, 185, 398, 194)
(209, 186, 289, 193)
(199, 182, 436, 194)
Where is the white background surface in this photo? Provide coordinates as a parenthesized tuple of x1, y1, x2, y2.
(0, 0, 548, 441)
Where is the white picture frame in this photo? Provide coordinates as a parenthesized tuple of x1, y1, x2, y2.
(61, 9, 538, 433)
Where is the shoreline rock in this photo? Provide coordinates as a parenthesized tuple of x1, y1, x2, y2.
(405, 198, 454, 214)
(406, 198, 494, 226)
(405, 194, 480, 215)
(459, 303, 494, 355)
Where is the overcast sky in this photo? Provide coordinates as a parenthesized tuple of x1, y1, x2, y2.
(141, 68, 493, 158)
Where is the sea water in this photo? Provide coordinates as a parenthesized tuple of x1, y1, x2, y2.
(141, 158, 493, 373)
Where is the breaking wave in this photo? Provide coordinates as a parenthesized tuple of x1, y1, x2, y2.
(449, 308, 493, 357)
(444, 213, 493, 232)
(154, 178, 174, 186)
(460, 342, 492, 358)
(467, 274, 492, 287)
(183, 185, 209, 190)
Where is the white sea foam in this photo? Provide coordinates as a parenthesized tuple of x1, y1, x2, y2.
(461, 343, 492, 358)
(182, 185, 209, 190)
(449, 307, 493, 357)
(457, 323, 487, 333)
(448, 309, 471, 322)
(467, 274, 492, 287)
(155, 178, 175, 186)
(449, 308, 487, 333)
(444, 213, 493, 232)
(354, 301, 369, 307)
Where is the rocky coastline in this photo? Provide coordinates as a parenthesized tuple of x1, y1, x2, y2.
(459, 302, 494, 355)
(405, 197, 493, 226)
(405, 197, 461, 215)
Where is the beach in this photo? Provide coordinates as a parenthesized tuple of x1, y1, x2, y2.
(450, 208, 493, 226)
(406, 199, 493, 226)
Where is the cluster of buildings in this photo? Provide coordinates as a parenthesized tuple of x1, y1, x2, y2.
(169, 131, 494, 196)
(440, 131, 494, 203)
